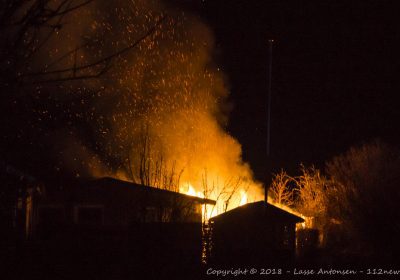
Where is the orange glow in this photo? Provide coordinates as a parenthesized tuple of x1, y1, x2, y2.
(180, 183, 203, 198)
(179, 183, 203, 198)
(180, 182, 214, 220)
(267, 195, 305, 219)
(59, 0, 267, 219)
(202, 204, 217, 220)
(239, 190, 248, 206)
(179, 182, 259, 221)
(267, 195, 311, 229)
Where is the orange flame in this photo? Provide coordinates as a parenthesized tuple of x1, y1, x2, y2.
(239, 190, 248, 206)
(180, 182, 254, 221)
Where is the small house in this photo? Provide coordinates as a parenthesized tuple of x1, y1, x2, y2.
(19, 176, 216, 269)
(209, 201, 304, 265)
(35, 177, 215, 232)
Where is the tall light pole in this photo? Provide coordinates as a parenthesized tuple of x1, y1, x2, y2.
(265, 39, 274, 203)
(267, 39, 274, 157)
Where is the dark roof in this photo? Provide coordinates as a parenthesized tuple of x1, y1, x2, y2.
(88, 177, 216, 205)
(210, 201, 304, 224)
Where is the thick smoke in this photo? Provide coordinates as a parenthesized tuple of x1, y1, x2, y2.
(34, 0, 263, 212)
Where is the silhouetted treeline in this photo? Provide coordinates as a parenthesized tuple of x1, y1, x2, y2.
(270, 140, 400, 265)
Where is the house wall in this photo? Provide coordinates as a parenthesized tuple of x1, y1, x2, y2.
(210, 219, 297, 265)
(34, 182, 205, 234)
(30, 182, 208, 267)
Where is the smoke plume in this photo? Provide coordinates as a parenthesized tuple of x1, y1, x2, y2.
(31, 0, 264, 212)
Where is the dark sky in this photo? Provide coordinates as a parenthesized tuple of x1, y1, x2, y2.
(169, 0, 400, 180)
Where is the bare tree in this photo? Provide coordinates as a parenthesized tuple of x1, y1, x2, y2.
(222, 177, 245, 212)
(199, 171, 247, 264)
(126, 125, 184, 192)
(0, 0, 164, 86)
(268, 169, 294, 206)
(1, 0, 165, 175)
(295, 165, 327, 216)
(325, 140, 400, 259)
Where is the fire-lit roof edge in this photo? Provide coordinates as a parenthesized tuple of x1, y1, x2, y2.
(93, 177, 216, 205)
(209, 201, 304, 224)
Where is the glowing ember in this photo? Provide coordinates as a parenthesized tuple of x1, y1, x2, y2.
(27, 0, 266, 214)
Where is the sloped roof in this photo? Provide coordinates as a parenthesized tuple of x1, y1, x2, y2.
(39, 176, 216, 206)
(87, 177, 216, 205)
(210, 201, 304, 224)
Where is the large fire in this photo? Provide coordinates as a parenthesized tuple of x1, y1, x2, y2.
(26, 0, 266, 211)
(180, 182, 258, 220)
(180, 181, 307, 223)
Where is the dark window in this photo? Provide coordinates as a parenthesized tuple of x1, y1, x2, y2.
(283, 225, 291, 248)
(145, 207, 157, 223)
(38, 206, 66, 235)
(275, 224, 292, 249)
(39, 206, 65, 226)
(161, 207, 172, 222)
(76, 206, 103, 225)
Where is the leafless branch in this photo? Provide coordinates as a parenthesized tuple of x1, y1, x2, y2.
(269, 169, 295, 206)
(21, 16, 165, 83)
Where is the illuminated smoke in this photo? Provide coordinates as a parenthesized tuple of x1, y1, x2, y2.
(35, 0, 264, 212)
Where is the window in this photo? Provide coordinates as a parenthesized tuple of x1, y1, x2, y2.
(145, 207, 157, 223)
(161, 207, 172, 222)
(283, 225, 291, 248)
(74, 205, 104, 226)
(275, 224, 292, 249)
(38, 205, 66, 235)
(39, 205, 65, 226)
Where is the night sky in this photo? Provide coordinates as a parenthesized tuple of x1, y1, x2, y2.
(170, 0, 400, 180)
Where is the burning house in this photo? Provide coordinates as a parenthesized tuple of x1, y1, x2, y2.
(12, 176, 215, 272)
(208, 201, 304, 266)
(34, 177, 215, 232)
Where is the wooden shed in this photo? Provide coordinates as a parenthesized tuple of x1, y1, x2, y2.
(209, 201, 304, 265)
